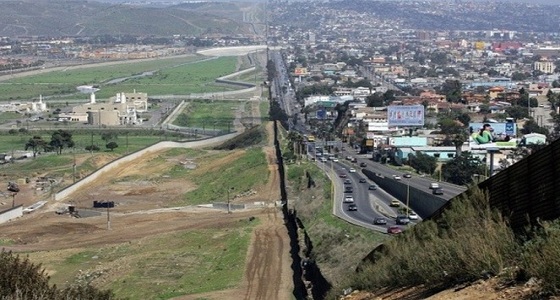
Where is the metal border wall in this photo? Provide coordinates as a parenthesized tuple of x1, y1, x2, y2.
(430, 138, 560, 229)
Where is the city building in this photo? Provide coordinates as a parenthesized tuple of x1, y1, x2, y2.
(71, 92, 148, 126)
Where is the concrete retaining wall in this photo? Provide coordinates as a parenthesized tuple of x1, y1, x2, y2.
(0, 205, 23, 224)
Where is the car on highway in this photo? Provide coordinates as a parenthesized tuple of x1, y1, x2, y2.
(387, 226, 403, 234)
(373, 217, 387, 225)
(359, 178, 367, 183)
(320, 157, 328, 162)
(360, 162, 367, 167)
(344, 186, 353, 193)
(390, 199, 401, 207)
(408, 212, 419, 220)
(344, 179, 352, 185)
(396, 215, 411, 225)
(349, 168, 356, 173)
(433, 188, 444, 195)
(430, 182, 440, 189)
(332, 158, 339, 162)
(343, 195, 354, 203)
(403, 173, 412, 178)
(393, 175, 401, 180)
(368, 184, 377, 190)
(347, 204, 358, 211)
(339, 173, 347, 178)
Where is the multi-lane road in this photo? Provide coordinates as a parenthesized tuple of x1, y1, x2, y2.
(311, 147, 468, 234)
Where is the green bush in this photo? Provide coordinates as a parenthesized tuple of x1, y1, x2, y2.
(344, 187, 518, 291)
(0, 250, 118, 300)
(521, 220, 560, 294)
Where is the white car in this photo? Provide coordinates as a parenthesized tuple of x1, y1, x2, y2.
(408, 212, 419, 220)
(430, 182, 440, 189)
(393, 175, 401, 180)
(349, 168, 356, 173)
(343, 195, 354, 203)
(332, 158, 339, 162)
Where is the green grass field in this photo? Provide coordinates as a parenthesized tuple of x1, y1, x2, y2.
(0, 56, 239, 101)
(172, 99, 240, 130)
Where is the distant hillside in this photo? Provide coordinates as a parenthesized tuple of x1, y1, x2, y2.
(0, 0, 255, 37)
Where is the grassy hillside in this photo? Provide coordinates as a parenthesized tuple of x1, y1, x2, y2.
(0, 1, 254, 37)
(329, 187, 560, 299)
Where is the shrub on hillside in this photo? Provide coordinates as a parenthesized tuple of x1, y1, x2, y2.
(521, 219, 560, 294)
(213, 125, 264, 150)
(0, 250, 118, 300)
(341, 187, 518, 291)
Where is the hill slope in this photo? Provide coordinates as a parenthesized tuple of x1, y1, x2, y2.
(0, 0, 254, 37)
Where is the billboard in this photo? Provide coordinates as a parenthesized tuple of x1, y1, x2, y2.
(469, 122, 518, 150)
(469, 122, 516, 136)
(294, 67, 308, 76)
(387, 105, 425, 127)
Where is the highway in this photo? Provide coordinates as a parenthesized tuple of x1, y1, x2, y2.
(314, 157, 424, 233)
(307, 143, 469, 234)
(339, 148, 467, 200)
(269, 50, 306, 133)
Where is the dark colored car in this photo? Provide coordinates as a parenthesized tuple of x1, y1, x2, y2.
(360, 162, 367, 167)
(339, 173, 347, 178)
(344, 179, 352, 185)
(387, 226, 402, 234)
(359, 178, 367, 183)
(368, 184, 377, 190)
(403, 173, 412, 178)
(396, 215, 411, 225)
(344, 186, 353, 193)
(347, 204, 358, 211)
(373, 217, 387, 225)
(433, 188, 444, 195)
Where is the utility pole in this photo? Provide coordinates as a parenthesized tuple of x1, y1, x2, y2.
(73, 152, 76, 183)
(107, 204, 111, 230)
(227, 187, 234, 214)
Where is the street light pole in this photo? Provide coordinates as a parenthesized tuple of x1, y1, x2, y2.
(406, 178, 410, 217)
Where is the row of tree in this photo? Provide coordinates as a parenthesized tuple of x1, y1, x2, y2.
(24, 130, 120, 158)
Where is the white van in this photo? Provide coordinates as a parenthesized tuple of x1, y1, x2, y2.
(429, 182, 440, 189)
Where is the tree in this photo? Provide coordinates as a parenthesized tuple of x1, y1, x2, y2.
(438, 80, 462, 103)
(366, 93, 384, 107)
(49, 130, 74, 155)
(521, 119, 549, 135)
(25, 136, 47, 158)
(511, 71, 529, 81)
(442, 152, 485, 185)
(101, 131, 118, 142)
(106, 141, 118, 151)
(85, 145, 100, 152)
(0, 250, 117, 300)
(505, 106, 529, 120)
(408, 151, 437, 175)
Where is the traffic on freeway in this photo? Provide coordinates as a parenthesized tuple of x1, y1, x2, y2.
(313, 150, 423, 234)
(309, 142, 469, 234)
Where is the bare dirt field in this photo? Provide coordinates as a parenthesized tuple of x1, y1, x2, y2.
(0, 122, 293, 299)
